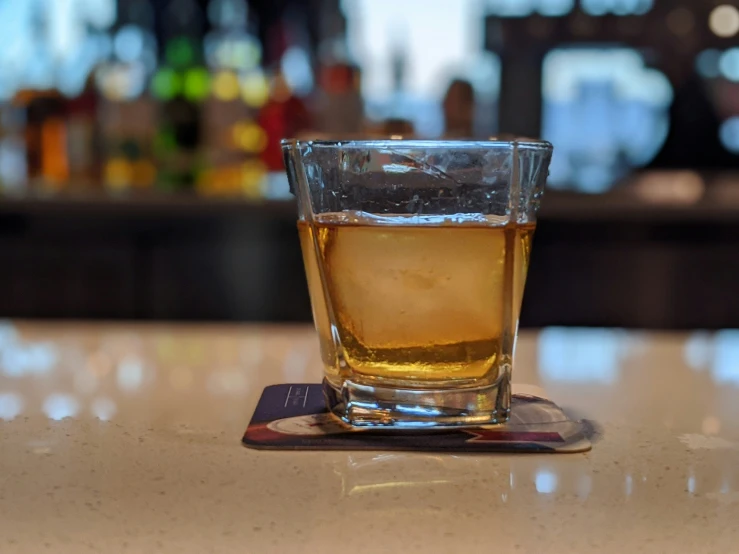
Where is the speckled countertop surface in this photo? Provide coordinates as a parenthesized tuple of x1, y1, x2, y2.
(1, 322, 738, 553)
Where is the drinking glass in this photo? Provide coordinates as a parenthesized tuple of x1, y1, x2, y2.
(283, 138, 552, 427)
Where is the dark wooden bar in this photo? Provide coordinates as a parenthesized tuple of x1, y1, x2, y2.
(3, 179, 739, 329)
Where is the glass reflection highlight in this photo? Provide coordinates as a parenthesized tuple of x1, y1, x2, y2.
(43, 393, 80, 420)
(684, 332, 711, 371)
(0, 392, 24, 420)
(721, 478, 731, 494)
(1, 341, 57, 377)
(116, 357, 144, 391)
(333, 453, 488, 498)
(538, 327, 621, 384)
(625, 474, 633, 496)
(681, 329, 739, 386)
(535, 469, 558, 494)
(712, 330, 739, 384)
(0, 321, 18, 346)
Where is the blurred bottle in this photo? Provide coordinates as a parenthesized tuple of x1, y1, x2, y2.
(312, 0, 363, 136)
(94, 0, 159, 192)
(258, 71, 312, 172)
(157, 95, 202, 191)
(315, 63, 364, 135)
(388, 27, 412, 126)
(197, 0, 268, 197)
(0, 103, 28, 192)
(442, 79, 475, 138)
(99, 92, 157, 192)
(65, 77, 100, 188)
(20, 90, 69, 190)
(153, 0, 207, 192)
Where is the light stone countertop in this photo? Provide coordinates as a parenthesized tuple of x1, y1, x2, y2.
(0, 322, 736, 553)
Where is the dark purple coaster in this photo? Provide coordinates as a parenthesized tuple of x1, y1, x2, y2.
(242, 384, 591, 453)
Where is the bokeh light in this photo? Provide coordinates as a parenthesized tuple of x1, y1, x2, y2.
(0, 392, 24, 421)
(712, 330, 739, 384)
(719, 116, 739, 153)
(131, 160, 157, 187)
(212, 70, 240, 101)
(165, 36, 196, 68)
(208, 0, 248, 27)
(633, 171, 705, 205)
(43, 393, 80, 421)
(543, 48, 672, 191)
(580, 0, 652, 16)
(0, 0, 116, 100)
(345, 0, 483, 102)
(241, 159, 267, 197)
(709, 5, 739, 38)
(536, 0, 574, 17)
(1, 340, 57, 377)
(719, 48, 739, 81)
(117, 357, 144, 391)
(281, 47, 314, 96)
(0, 137, 27, 189)
(538, 327, 622, 383)
(104, 158, 132, 190)
(114, 25, 145, 63)
(95, 62, 147, 101)
(206, 34, 261, 70)
(486, 0, 535, 17)
(632, 0, 653, 15)
(240, 70, 270, 107)
(232, 122, 268, 153)
(151, 67, 182, 100)
(183, 67, 211, 101)
(581, 0, 608, 16)
(535, 469, 558, 494)
(80, 0, 116, 29)
(696, 49, 722, 79)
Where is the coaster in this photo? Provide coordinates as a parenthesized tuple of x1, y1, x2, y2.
(242, 384, 591, 453)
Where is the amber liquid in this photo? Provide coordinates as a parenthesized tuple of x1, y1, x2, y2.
(299, 212, 535, 384)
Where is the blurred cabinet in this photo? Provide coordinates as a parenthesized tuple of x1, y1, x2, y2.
(5, 195, 739, 329)
(0, 238, 136, 318)
(0, 200, 311, 321)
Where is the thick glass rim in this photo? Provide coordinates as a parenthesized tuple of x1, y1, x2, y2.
(281, 137, 553, 151)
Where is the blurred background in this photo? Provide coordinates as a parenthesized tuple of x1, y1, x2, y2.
(1, 0, 739, 328)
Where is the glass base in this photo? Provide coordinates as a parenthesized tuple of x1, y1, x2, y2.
(323, 372, 511, 428)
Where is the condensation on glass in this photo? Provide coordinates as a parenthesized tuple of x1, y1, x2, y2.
(283, 138, 552, 427)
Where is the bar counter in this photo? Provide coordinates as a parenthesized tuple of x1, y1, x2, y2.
(0, 321, 737, 552)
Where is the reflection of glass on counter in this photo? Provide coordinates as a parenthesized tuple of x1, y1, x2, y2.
(333, 453, 483, 498)
(333, 452, 596, 503)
